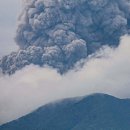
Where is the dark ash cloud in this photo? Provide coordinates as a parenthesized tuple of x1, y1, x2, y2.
(1, 0, 130, 74)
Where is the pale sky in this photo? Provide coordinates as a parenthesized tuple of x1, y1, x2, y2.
(0, 0, 22, 57)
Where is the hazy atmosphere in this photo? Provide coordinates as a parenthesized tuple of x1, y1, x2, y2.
(0, 0, 21, 57)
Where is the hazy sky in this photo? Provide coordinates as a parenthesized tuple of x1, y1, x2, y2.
(0, 0, 22, 57)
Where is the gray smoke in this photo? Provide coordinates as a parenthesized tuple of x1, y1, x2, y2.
(1, 0, 130, 74)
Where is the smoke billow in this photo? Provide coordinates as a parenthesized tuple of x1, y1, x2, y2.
(1, 0, 130, 74)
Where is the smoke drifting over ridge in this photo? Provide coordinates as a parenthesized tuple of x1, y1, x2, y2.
(1, 0, 130, 74)
(0, 35, 130, 124)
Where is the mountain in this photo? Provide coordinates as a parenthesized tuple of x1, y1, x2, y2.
(0, 93, 130, 130)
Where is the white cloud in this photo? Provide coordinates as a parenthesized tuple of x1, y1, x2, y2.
(0, 35, 130, 125)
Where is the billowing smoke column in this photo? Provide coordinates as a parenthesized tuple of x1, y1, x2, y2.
(0, 0, 130, 74)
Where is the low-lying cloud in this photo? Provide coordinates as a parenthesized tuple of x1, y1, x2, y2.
(0, 35, 130, 125)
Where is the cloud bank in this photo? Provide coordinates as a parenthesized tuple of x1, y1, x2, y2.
(0, 35, 130, 125)
(1, 0, 130, 74)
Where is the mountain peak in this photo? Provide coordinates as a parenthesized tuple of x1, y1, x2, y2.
(1, 93, 130, 130)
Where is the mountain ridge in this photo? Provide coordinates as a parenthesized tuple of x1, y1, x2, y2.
(1, 93, 130, 130)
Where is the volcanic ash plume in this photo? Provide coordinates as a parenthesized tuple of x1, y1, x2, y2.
(1, 0, 130, 74)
